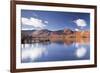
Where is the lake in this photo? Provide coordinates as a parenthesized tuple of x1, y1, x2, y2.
(21, 39, 90, 63)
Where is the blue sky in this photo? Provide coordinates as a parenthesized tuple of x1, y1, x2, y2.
(21, 9, 90, 31)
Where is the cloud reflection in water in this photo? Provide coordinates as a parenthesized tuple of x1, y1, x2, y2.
(22, 44, 47, 62)
(75, 46, 87, 58)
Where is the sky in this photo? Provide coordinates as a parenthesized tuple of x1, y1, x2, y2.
(21, 9, 90, 31)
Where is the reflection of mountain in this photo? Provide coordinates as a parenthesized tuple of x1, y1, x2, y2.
(21, 29, 90, 44)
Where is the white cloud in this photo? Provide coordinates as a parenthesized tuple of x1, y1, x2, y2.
(22, 17, 47, 30)
(21, 27, 33, 30)
(44, 21, 48, 24)
(75, 28, 79, 31)
(74, 19, 87, 27)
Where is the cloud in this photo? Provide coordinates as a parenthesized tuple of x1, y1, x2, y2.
(75, 28, 79, 31)
(32, 13, 38, 17)
(44, 21, 48, 24)
(21, 27, 34, 30)
(74, 19, 87, 27)
(22, 17, 47, 30)
(21, 24, 34, 30)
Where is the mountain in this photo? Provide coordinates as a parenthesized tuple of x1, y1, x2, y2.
(51, 30, 64, 35)
(21, 29, 74, 38)
(32, 29, 51, 37)
(21, 30, 35, 36)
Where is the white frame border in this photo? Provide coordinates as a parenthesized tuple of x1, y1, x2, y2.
(16, 4, 95, 69)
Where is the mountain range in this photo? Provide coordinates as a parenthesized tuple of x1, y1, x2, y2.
(21, 29, 74, 37)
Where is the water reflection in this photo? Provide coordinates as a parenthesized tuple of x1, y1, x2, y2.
(21, 38, 90, 63)
(22, 43, 48, 63)
(75, 47, 87, 58)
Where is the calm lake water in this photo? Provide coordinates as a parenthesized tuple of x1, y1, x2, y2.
(21, 41, 90, 63)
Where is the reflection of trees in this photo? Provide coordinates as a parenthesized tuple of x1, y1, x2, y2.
(21, 35, 89, 46)
(21, 31, 89, 45)
(49, 38, 74, 45)
(21, 35, 50, 44)
(21, 35, 32, 44)
(64, 39, 74, 45)
(49, 36, 89, 46)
